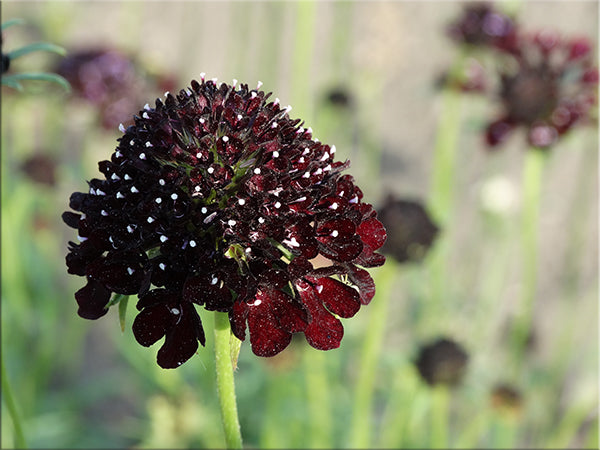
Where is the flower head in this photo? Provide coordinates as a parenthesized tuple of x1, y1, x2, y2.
(447, 2, 517, 51)
(377, 195, 439, 263)
(485, 32, 598, 148)
(414, 337, 469, 386)
(63, 77, 386, 368)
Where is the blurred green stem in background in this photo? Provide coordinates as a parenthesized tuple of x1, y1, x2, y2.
(511, 148, 547, 364)
(304, 349, 332, 448)
(213, 312, 242, 449)
(430, 385, 450, 448)
(349, 260, 397, 448)
(1, 354, 27, 449)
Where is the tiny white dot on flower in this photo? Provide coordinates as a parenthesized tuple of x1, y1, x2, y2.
(127, 225, 134, 233)
(155, 197, 162, 204)
(81, 214, 86, 220)
(330, 145, 337, 153)
(109, 236, 114, 243)
(111, 173, 120, 180)
(232, 78, 238, 86)
(302, 148, 310, 155)
(101, 210, 108, 216)
(273, 151, 279, 158)
(200, 72, 206, 79)
(130, 186, 139, 194)
(147, 217, 154, 223)
(144, 103, 151, 110)
(116, 192, 125, 199)
(211, 77, 218, 84)
(90, 188, 96, 195)
(257, 81, 263, 89)
(253, 168, 261, 174)
(258, 217, 265, 224)
(139, 153, 146, 160)
(338, 190, 345, 197)
(252, 299, 262, 306)
(189, 240, 197, 247)
(201, 207, 208, 214)
(285, 105, 292, 112)
(159, 179, 165, 186)
(96, 189, 106, 196)
(124, 174, 132, 180)
(245, 247, 252, 254)
(251, 92, 257, 99)
(164, 91, 170, 96)
(320, 152, 330, 161)
(118, 123, 126, 133)
(142, 112, 150, 119)
(314, 168, 323, 176)
(159, 263, 166, 270)
(185, 88, 192, 96)
(330, 230, 339, 237)
(238, 199, 246, 205)
(274, 202, 281, 209)
(199, 118, 205, 124)
(196, 152, 202, 158)
(115, 150, 122, 157)
(271, 122, 278, 128)
(208, 167, 215, 174)
(145, 142, 153, 148)
(170, 308, 180, 315)
(298, 157, 305, 163)
(274, 98, 280, 105)
(77, 235, 87, 242)
(316, 285, 324, 294)
(302, 172, 310, 178)
(171, 193, 178, 200)
(228, 220, 237, 226)
(195, 186, 201, 192)
(160, 235, 168, 242)
(129, 140, 135, 146)
(237, 114, 243, 120)
(222, 136, 229, 142)
(210, 276, 219, 285)
(127, 267, 134, 275)
(329, 202, 339, 210)
(324, 164, 332, 171)
(349, 195, 359, 204)
(307, 127, 313, 134)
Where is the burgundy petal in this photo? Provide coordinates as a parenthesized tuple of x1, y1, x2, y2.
(298, 281, 344, 350)
(157, 303, 205, 369)
(346, 265, 376, 305)
(312, 277, 361, 318)
(247, 294, 292, 357)
(132, 303, 171, 347)
(75, 279, 111, 319)
(357, 217, 387, 251)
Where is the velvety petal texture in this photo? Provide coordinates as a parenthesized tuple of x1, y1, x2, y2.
(64, 76, 386, 368)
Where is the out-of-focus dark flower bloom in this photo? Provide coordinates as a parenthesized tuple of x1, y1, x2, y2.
(63, 77, 386, 368)
(414, 337, 469, 386)
(20, 153, 57, 186)
(485, 31, 598, 149)
(325, 87, 354, 109)
(447, 2, 517, 51)
(56, 48, 174, 130)
(2, 53, 9, 73)
(377, 195, 439, 263)
(490, 383, 523, 417)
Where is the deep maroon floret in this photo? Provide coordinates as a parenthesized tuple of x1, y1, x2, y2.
(414, 337, 469, 386)
(63, 77, 386, 368)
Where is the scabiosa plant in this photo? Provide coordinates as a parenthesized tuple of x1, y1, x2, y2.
(484, 31, 598, 149)
(414, 337, 469, 387)
(447, 2, 517, 52)
(377, 195, 439, 263)
(63, 76, 386, 369)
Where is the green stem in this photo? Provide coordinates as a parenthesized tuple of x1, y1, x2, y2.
(304, 349, 331, 448)
(213, 311, 243, 449)
(349, 261, 397, 447)
(511, 149, 547, 362)
(1, 354, 27, 449)
(430, 385, 450, 448)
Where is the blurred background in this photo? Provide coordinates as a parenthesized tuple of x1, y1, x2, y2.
(1, 1, 598, 449)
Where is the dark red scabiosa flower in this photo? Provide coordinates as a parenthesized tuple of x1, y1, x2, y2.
(55, 48, 176, 130)
(377, 195, 439, 263)
(414, 337, 469, 387)
(63, 76, 386, 368)
(485, 31, 598, 149)
(447, 2, 518, 52)
(20, 153, 57, 187)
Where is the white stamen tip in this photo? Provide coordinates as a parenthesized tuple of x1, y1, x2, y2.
(145, 142, 153, 148)
(238, 199, 246, 205)
(101, 210, 108, 216)
(253, 168, 261, 174)
(127, 267, 134, 275)
(201, 207, 208, 214)
(170, 308, 180, 315)
(222, 136, 229, 142)
(144, 103, 151, 110)
(171, 193, 178, 200)
(130, 186, 139, 193)
(124, 174, 132, 180)
(273, 151, 279, 158)
(127, 225, 134, 233)
(147, 217, 154, 223)
(155, 197, 162, 204)
(257, 81, 263, 89)
(208, 167, 215, 174)
(189, 240, 196, 247)
(159, 263, 166, 270)
(142, 112, 149, 119)
(228, 220, 237, 226)
(160, 235, 168, 242)
(118, 123, 126, 133)
(316, 285, 324, 294)
(116, 192, 125, 199)
(331, 230, 339, 237)
(159, 179, 165, 186)
(139, 153, 146, 160)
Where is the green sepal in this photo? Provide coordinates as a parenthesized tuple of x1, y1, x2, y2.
(1, 73, 71, 92)
(230, 331, 242, 371)
(118, 296, 130, 333)
(7, 42, 67, 60)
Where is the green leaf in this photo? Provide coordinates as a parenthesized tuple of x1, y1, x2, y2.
(107, 293, 129, 307)
(0, 77, 23, 91)
(7, 42, 67, 60)
(118, 296, 130, 333)
(230, 331, 242, 371)
(1, 19, 26, 31)
(1, 72, 71, 92)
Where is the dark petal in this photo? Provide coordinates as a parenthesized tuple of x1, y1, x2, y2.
(357, 217, 387, 251)
(183, 274, 233, 312)
(298, 282, 344, 351)
(247, 294, 292, 357)
(62, 211, 81, 228)
(75, 279, 111, 319)
(86, 253, 145, 294)
(486, 119, 514, 147)
(157, 303, 205, 369)
(263, 289, 308, 333)
(136, 288, 174, 310)
(313, 277, 361, 318)
(287, 256, 313, 280)
(346, 264, 376, 305)
(230, 299, 249, 341)
(132, 303, 171, 347)
(318, 235, 364, 262)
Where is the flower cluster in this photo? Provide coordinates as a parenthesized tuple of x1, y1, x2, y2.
(63, 77, 386, 368)
(445, 3, 598, 149)
(55, 48, 176, 130)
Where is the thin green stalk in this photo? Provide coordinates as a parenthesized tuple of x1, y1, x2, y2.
(349, 261, 397, 448)
(511, 149, 547, 363)
(1, 354, 27, 449)
(430, 385, 450, 448)
(213, 311, 243, 449)
(304, 349, 331, 448)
